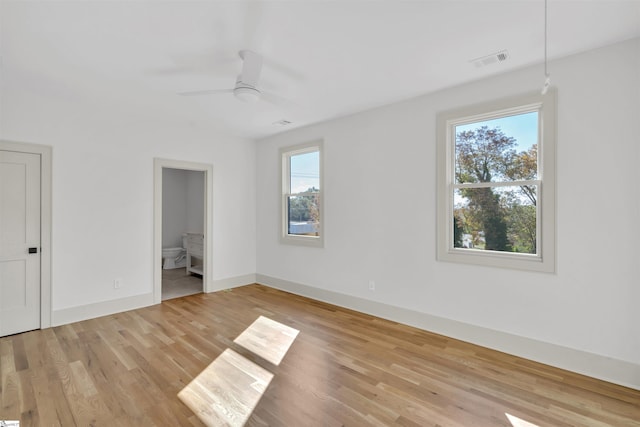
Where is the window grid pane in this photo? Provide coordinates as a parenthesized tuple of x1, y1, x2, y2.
(454, 111, 539, 184)
(451, 110, 540, 256)
(281, 142, 323, 246)
(453, 185, 538, 254)
(290, 150, 320, 194)
(287, 194, 320, 236)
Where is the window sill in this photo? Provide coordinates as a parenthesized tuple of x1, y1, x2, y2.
(437, 248, 554, 273)
(280, 235, 324, 248)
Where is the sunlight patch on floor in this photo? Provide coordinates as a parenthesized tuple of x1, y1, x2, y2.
(506, 413, 540, 427)
(178, 349, 274, 427)
(234, 315, 300, 366)
(179, 316, 299, 426)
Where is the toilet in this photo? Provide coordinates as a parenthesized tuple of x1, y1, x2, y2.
(162, 234, 188, 269)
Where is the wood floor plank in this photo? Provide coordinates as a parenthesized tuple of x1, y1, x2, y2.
(1, 283, 639, 426)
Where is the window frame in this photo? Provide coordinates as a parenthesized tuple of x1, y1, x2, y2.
(280, 140, 324, 247)
(436, 90, 556, 272)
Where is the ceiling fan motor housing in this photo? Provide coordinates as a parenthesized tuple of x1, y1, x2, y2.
(234, 85, 261, 103)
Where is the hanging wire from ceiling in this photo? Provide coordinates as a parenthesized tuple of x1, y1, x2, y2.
(541, 0, 551, 94)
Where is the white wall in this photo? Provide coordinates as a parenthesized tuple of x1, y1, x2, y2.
(186, 170, 205, 235)
(162, 168, 187, 248)
(162, 168, 204, 248)
(257, 39, 640, 376)
(1, 84, 257, 314)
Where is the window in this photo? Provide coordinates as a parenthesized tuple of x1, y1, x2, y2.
(281, 141, 323, 247)
(437, 91, 556, 272)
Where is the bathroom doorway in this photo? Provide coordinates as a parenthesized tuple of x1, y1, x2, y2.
(153, 159, 213, 304)
(161, 168, 204, 300)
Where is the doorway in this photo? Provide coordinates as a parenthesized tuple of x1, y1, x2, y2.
(153, 159, 213, 304)
(161, 168, 204, 300)
(0, 141, 52, 336)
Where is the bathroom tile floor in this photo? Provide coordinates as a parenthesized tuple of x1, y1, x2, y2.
(162, 267, 203, 300)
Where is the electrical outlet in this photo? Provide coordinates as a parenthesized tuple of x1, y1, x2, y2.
(368, 280, 375, 291)
(114, 278, 122, 289)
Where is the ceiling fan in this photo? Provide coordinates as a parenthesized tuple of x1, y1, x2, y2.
(178, 50, 288, 105)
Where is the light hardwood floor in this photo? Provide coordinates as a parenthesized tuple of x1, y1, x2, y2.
(1, 284, 638, 426)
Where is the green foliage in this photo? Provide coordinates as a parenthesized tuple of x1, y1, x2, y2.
(455, 126, 537, 254)
(456, 126, 517, 184)
(507, 144, 538, 206)
(453, 215, 464, 248)
(288, 187, 319, 222)
(506, 204, 536, 253)
(461, 187, 511, 252)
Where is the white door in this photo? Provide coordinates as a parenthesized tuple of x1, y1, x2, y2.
(0, 150, 41, 336)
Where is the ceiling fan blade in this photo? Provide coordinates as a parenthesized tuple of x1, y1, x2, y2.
(239, 50, 263, 87)
(178, 88, 233, 97)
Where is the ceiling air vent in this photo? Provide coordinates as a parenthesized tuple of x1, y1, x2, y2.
(470, 50, 510, 68)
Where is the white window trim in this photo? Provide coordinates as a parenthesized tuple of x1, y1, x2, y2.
(436, 90, 556, 272)
(280, 140, 324, 247)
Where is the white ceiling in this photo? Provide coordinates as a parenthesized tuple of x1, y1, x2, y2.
(2, 1, 639, 139)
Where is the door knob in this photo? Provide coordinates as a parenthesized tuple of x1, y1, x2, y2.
(28, 247, 38, 254)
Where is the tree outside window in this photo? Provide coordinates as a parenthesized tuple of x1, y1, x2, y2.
(454, 115, 538, 254)
(437, 91, 556, 272)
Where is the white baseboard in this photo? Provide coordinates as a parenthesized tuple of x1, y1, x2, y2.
(256, 274, 640, 391)
(51, 273, 257, 326)
(210, 273, 256, 292)
(52, 292, 154, 326)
